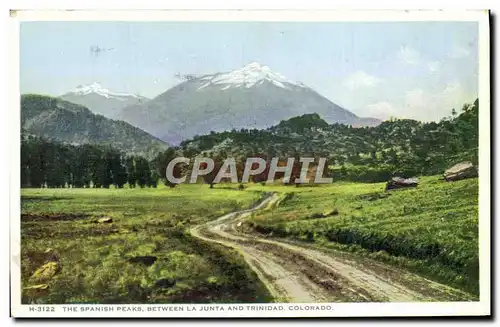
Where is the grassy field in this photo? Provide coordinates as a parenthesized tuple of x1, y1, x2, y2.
(21, 185, 272, 304)
(245, 176, 479, 296)
(21, 176, 479, 303)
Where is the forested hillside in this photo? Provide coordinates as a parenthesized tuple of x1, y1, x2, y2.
(21, 135, 159, 188)
(177, 99, 478, 182)
(21, 94, 168, 159)
(21, 98, 478, 188)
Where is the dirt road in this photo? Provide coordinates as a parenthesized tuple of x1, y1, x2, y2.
(190, 193, 475, 303)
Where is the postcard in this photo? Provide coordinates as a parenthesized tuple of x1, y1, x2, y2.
(10, 9, 490, 318)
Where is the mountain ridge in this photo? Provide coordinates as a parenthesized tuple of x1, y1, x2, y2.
(60, 82, 149, 119)
(21, 94, 168, 158)
(118, 62, 381, 145)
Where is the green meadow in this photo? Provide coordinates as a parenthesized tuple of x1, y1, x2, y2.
(246, 176, 479, 296)
(21, 176, 479, 303)
(21, 186, 271, 304)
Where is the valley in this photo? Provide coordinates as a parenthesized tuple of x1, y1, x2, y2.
(21, 177, 478, 304)
(19, 93, 481, 304)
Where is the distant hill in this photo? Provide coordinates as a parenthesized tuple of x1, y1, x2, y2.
(177, 100, 478, 177)
(179, 112, 375, 160)
(60, 82, 149, 119)
(21, 94, 168, 158)
(118, 62, 381, 144)
(273, 113, 329, 133)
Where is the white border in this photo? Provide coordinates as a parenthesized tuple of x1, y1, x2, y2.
(477, 8, 491, 314)
(7, 302, 491, 318)
(9, 9, 491, 318)
(12, 9, 487, 21)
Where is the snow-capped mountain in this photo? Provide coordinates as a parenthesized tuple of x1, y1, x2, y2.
(118, 62, 380, 144)
(60, 83, 148, 119)
(198, 62, 304, 90)
(69, 82, 145, 99)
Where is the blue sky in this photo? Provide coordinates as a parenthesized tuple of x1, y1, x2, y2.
(20, 21, 478, 121)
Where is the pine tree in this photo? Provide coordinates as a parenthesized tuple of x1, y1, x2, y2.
(134, 156, 150, 188)
(126, 156, 137, 188)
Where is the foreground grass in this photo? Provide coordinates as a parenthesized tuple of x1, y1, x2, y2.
(245, 176, 479, 296)
(21, 177, 479, 303)
(21, 185, 272, 304)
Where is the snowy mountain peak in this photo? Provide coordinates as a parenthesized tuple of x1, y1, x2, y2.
(242, 61, 264, 70)
(72, 82, 105, 95)
(198, 62, 304, 90)
(69, 82, 144, 100)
